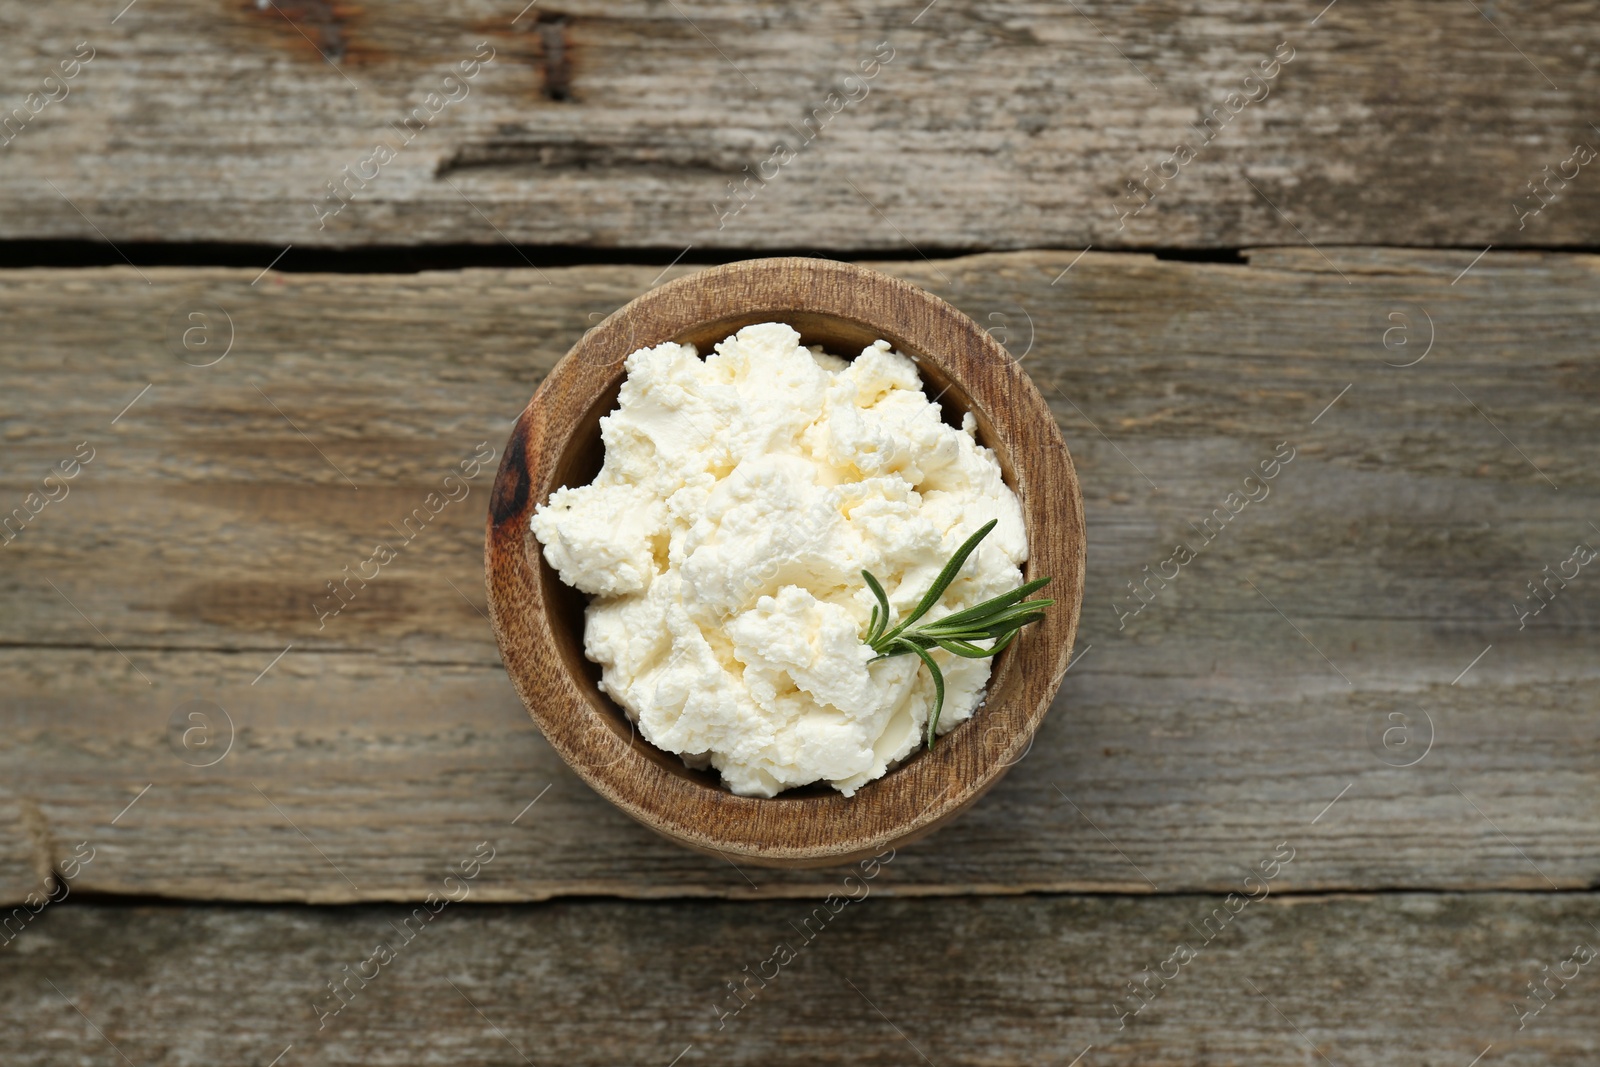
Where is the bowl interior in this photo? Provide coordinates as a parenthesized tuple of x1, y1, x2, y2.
(531, 306, 1020, 800)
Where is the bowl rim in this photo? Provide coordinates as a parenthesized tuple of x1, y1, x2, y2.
(485, 256, 1084, 867)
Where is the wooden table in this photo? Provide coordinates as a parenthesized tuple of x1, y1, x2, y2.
(2, 2, 1597, 1063)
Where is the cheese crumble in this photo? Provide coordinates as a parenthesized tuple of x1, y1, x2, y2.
(532, 322, 1026, 797)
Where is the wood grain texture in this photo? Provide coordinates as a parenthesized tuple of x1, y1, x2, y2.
(1, 249, 1597, 903)
(6, 894, 1599, 1065)
(485, 257, 1085, 865)
(1, 2, 1599, 249)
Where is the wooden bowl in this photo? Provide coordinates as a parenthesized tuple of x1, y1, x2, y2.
(485, 257, 1084, 868)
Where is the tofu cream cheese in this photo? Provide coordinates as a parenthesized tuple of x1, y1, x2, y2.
(531, 322, 1027, 797)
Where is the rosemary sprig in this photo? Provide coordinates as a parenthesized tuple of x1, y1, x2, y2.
(862, 519, 1053, 749)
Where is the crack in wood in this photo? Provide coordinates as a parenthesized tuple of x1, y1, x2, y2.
(435, 132, 750, 178)
(534, 12, 573, 102)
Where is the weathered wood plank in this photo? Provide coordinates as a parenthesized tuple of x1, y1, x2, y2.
(6, 894, 1597, 1065)
(1, 2, 1598, 248)
(2, 250, 1598, 902)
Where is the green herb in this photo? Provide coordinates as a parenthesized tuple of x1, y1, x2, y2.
(861, 519, 1053, 749)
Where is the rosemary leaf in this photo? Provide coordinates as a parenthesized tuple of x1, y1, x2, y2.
(862, 569, 893, 645)
(883, 519, 999, 642)
(933, 637, 996, 659)
(905, 643, 946, 748)
(860, 520, 1051, 749)
(922, 577, 1053, 631)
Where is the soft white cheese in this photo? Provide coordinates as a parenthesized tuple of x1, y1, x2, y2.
(531, 322, 1027, 797)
